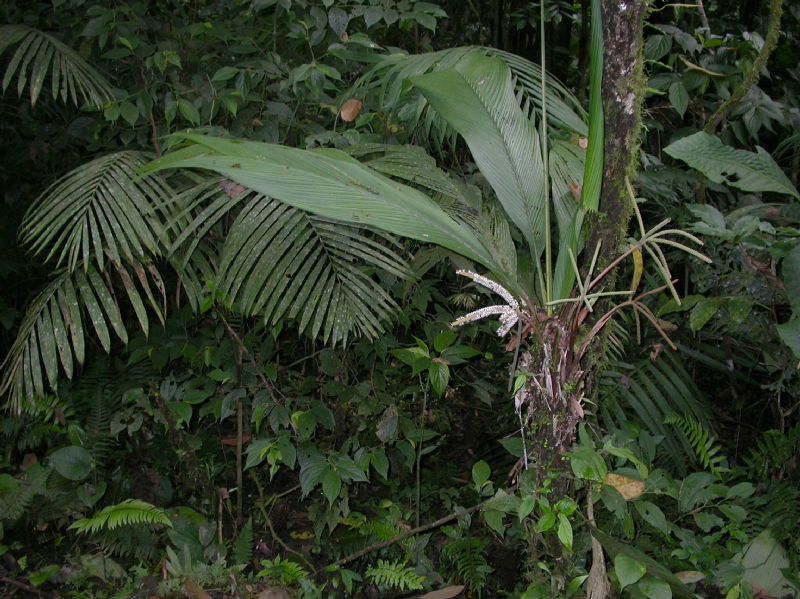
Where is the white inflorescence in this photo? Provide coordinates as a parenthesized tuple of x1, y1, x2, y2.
(450, 270, 520, 337)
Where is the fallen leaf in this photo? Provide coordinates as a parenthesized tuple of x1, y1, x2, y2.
(256, 588, 293, 599)
(603, 473, 645, 501)
(339, 99, 362, 122)
(182, 578, 211, 599)
(415, 585, 465, 599)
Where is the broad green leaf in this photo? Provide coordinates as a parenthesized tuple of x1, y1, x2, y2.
(569, 447, 607, 482)
(557, 513, 573, 552)
(638, 577, 673, 599)
(146, 135, 498, 270)
(634, 500, 669, 534)
(615, 554, 646, 589)
(471, 460, 491, 487)
(483, 509, 505, 536)
(433, 330, 457, 352)
(777, 318, 800, 359)
(518, 495, 535, 521)
(411, 53, 546, 258)
(665, 132, 799, 199)
(322, 468, 342, 505)
(689, 297, 723, 332)
(49, 446, 92, 480)
(178, 98, 200, 125)
(428, 359, 449, 396)
(668, 82, 689, 118)
(536, 510, 556, 532)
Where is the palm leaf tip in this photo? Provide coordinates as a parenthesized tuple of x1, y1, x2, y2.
(0, 25, 115, 108)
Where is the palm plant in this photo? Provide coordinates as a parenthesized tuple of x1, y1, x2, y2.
(143, 44, 708, 471)
(1, 20, 707, 480)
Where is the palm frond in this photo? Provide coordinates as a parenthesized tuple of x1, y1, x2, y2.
(0, 263, 164, 412)
(69, 499, 172, 534)
(20, 151, 175, 273)
(352, 46, 587, 138)
(170, 177, 412, 345)
(220, 197, 410, 345)
(0, 25, 115, 108)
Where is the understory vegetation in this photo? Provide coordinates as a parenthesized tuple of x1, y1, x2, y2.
(0, 0, 799, 597)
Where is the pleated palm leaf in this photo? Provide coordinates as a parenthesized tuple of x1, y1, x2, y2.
(0, 25, 115, 108)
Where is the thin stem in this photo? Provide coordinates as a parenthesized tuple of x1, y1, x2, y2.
(704, 0, 784, 134)
(540, 0, 552, 314)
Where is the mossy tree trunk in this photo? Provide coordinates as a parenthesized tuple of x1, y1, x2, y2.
(587, 0, 648, 271)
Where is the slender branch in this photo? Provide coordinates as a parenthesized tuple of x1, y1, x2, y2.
(249, 471, 317, 574)
(0, 577, 51, 597)
(704, 0, 784, 135)
(332, 499, 493, 567)
(213, 306, 281, 402)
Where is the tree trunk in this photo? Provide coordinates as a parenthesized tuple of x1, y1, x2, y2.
(587, 0, 648, 273)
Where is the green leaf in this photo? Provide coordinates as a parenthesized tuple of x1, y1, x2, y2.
(518, 495, 535, 521)
(433, 330, 457, 352)
(536, 510, 556, 533)
(689, 297, 723, 332)
(322, 468, 342, 505)
(330, 453, 368, 482)
(428, 359, 450, 396)
(668, 81, 689, 118)
(411, 53, 546, 259)
(634, 500, 669, 534)
(557, 513, 573, 552)
(777, 318, 800, 359)
(472, 460, 491, 487)
(177, 98, 200, 125)
(439, 345, 480, 364)
(638, 577, 673, 599)
(298, 452, 328, 496)
(0, 25, 115, 108)
(569, 447, 607, 482)
(212, 66, 239, 82)
(146, 135, 497, 270)
(664, 132, 800, 199)
(483, 509, 505, 536)
(615, 554, 646, 590)
(48, 446, 92, 480)
(29, 564, 59, 587)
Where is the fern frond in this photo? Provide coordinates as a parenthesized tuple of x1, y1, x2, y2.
(232, 518, 253, 566)
(441, 538, 493, 595)
(0, 25, 115, 108)
(257, 556, 309, 585)
(743, 425, 800, 480)
(665, 413, 728, 477)
(365, 559, 425, 592)
(0, 464, 49, 522)
(69, 499, 172, 535)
